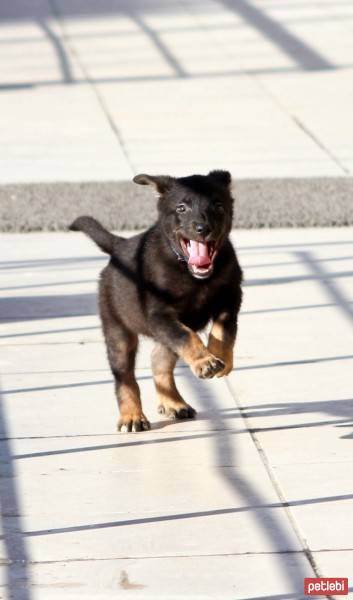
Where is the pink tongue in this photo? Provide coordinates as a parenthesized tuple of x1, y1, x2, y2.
(188, 240, 211, 267)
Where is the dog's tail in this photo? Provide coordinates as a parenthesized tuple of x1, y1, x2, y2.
(69, 216, 122, 255)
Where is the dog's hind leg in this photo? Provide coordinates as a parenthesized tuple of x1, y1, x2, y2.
(151, 343, 196, 420)
(102, 318, 150, 432)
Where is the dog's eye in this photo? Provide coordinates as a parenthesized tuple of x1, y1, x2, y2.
(176, 204, 186, 213)
(215, 202, 224, 212)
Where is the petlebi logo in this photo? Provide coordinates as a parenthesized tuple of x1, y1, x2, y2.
(304, 578, 348, 595)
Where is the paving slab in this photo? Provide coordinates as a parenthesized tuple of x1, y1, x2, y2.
(258, 69, 353, 175)
(313, 552, 353, 600)
(0, 553, 313, 600)
(0, 2, 133, 184)
(0, 315, 102, 347)
(0, 84, 133, 183)
(269, 463, 353, 551)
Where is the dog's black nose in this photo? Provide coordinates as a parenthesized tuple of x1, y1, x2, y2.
(194, 223, 210, 236)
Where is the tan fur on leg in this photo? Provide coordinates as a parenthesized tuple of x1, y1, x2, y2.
(152, 343, 196, 418)
(177, 329, 225, 379)
(117, 377, 150, 432)
(208, 317, 234, 377)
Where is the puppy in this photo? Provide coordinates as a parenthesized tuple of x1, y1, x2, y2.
(70, 170, 242, 432)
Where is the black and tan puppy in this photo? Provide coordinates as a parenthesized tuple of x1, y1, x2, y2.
(70, 170, 242, 432)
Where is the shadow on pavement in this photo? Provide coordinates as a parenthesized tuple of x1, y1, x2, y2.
(0, 256, 105, 271)
(223, 397, 353, 439)
(220, 0, 334, 71)
(18, 490, 353, 540)
(0, 293, 97, 321)
(296, 250, 353, 324)
(1, 262, 352, 322)
(0, 384, 32, 600)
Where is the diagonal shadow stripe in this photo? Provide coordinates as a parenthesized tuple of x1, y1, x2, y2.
(22, 493, 353, 538)
(0, 384, 32, 599)
(2, 374, 151, 396)
(296, 250, 353, 324)
(12, 432, 222, 460)
(183, 374, 314, 594)
(38, 19, 73, 83)
(220, 0, 334, 71)
(131, 11, 187, 78)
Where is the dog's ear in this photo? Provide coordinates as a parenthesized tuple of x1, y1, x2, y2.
(208, 170, 232, 189)
(133, 174, 172, 193)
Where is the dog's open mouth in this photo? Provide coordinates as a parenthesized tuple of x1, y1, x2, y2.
(179, 238, 217, 279)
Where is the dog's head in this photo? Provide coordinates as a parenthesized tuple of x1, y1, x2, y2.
(133, 170, 234, 279)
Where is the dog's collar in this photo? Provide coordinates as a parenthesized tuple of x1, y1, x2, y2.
(160, 227, 187, 262)
(170, 241, 187, 262)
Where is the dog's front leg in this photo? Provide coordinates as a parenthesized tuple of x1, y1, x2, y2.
(207, 310, 239, 377)
(149, 310, 224, 379)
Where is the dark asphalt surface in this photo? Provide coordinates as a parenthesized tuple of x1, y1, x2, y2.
(1, 178, 352, 231)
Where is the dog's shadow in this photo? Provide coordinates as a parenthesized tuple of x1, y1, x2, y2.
(148, 410, 231, 431)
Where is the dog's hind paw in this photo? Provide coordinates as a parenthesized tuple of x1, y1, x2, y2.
(158, 402, 196, 420)
(192, 354, 225, 379)
(118, 414, 151, 433)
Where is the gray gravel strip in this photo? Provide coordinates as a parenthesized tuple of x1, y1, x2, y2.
(0, 178, 352, 232)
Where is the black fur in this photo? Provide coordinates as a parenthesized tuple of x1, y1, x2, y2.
(70, 170, 243, 432)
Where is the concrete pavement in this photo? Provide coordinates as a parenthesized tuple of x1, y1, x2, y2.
(0, 227, 352, 599)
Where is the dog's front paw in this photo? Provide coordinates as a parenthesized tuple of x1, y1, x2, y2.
(191, 353, 225, 379)
(207, 339, 233, 378)
(158, 400, 196, 420)
(118, 412, 151, 433)
(215, 354, 233, 377)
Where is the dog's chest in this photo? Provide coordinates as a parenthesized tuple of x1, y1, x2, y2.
(175, 283, 216, 329)
(190, 285, 210, 309)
